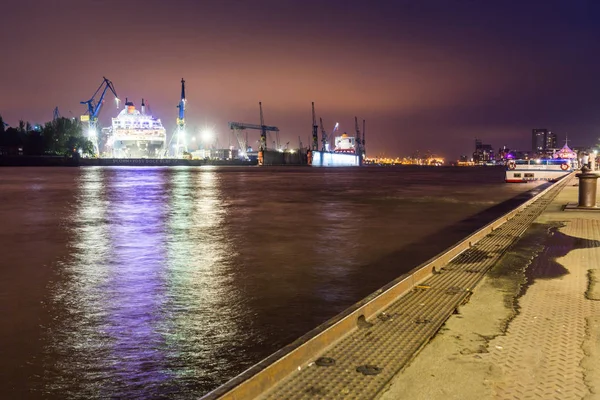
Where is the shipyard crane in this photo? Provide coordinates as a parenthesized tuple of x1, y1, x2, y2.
(229, 120, 280, 152)
(311, 102, 319, 151)
(228, 102, 279, 154)
(259, 101, 267, 151)
(354, 116, 362, 156)
(362, 119, 366, 157)
(319, 118, 328, 151)
(80, 77, 119, 156)
(175, 78, 187, 157)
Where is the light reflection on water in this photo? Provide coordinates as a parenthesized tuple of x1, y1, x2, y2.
(0, 166, 546, 398)
(41, 167, 243, 398)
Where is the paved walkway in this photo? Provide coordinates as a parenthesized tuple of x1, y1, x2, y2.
(380, 177, 600, 400)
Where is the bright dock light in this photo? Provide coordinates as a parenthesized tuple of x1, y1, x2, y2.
(201, 128, 214, 143)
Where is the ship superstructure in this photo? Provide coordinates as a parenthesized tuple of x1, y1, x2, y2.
(333, 133, 356, 153)
(106, 100, 167, 158)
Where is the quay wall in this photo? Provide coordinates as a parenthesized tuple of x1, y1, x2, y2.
(0, 156, 257, 167)
(261, 149, 308, 166)
(79, 158, 257, 167)
(0, 155, 79, 167)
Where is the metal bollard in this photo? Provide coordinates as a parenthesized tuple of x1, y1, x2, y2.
(576, 166, 599, 208)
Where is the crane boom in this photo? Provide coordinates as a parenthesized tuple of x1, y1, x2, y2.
(80, 77, 118, 119)
(228, 103, 279, 154)
(80, 77, 119, 156)
(228, 122, 279, 132)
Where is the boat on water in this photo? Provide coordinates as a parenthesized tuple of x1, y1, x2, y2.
(310, 133, 361, 167)
(505, 159, 574, 183)
(103, 100, 167, 158)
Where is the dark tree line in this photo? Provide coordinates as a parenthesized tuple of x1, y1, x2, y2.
(0, 114, 94, 156)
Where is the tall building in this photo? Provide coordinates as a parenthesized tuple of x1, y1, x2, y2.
(532, 128, 556, 152)
(473, 138, 494, 163)
(546, 131, 557, 149)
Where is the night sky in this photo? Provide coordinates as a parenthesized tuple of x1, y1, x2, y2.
(2, 0, 600, 159)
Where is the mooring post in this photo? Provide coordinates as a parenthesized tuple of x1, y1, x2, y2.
(576, 166, 599, 208)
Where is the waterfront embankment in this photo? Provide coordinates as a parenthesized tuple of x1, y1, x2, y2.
(0, 155, 257, 167)
(202, 173, 598, 399)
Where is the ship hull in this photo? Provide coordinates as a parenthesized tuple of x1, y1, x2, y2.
(311, 151, 360, 167)
(258, 149, 308, 166)
(505, 159, 573, 183)
(112, 139, 166, 159)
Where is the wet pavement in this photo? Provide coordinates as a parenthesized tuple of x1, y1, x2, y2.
(381, 175, 600, 400)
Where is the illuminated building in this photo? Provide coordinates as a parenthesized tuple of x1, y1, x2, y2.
(532, 128, 556, 152)
(473, 139, 494, 164)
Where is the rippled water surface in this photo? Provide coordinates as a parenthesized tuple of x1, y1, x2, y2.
(0, 166, 545, 398)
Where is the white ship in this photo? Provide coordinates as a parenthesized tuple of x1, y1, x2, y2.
(505, 159, 574, 183)
(105, 100, 167, 158)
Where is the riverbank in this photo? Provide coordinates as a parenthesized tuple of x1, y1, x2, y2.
(0, 155, 257, 167)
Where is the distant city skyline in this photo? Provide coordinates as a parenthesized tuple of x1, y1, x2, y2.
(2, 0, 600, 159)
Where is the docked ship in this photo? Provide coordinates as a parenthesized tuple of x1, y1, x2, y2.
(505, 143, 576, 183)
(104, 99, 167, 158)
(310, 133, 362, 167)
(505, 159, 574, 182)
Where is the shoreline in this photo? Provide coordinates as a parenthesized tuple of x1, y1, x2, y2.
(0, 155, 257, 167)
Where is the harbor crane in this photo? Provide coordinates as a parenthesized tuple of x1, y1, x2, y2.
(319, 118, 339, 151)
(311, 102, 319, 151)
(259, 101, 267, 150)
(80, 77, 119, 156)
(362, 119, 366, 156)
(355, 116, 364, 157)
(228, 102, 279, 155)
(175, 78, 187, 157)
(319, 118, 328, 151)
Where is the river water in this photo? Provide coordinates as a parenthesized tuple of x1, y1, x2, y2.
(0, 166, 545, 399)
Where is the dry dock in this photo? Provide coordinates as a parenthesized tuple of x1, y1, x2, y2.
(202, 172, 600, 399)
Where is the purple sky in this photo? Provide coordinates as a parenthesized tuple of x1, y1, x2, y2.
(2, 0, 600, 158)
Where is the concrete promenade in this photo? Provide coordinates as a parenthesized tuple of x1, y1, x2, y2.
(380, 175, 600, 400)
